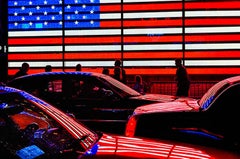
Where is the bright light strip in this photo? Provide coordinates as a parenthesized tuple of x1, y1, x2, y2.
(186, 43, 240, 50)
(185, 60, 240, 66)
(124, 11, 182, 19)
(65, 29, 121, 36)
(65, 45, 121, 51)
(124, 28, 182, 35)
(8, 30, 62, 37)
(124, 44, 182, 50)
(8, 46, 63, 52)
(186, 10, 240, 17)
(8, 61, 63, 67)
(186, 26, 240, 34)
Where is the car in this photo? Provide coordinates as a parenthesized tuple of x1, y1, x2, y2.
(7, 71, 177, 134)
(125, 75, 240, 150)
(2, 85, 239, 159)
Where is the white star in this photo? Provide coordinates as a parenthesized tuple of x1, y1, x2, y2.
(21, 17, 25, 21)
(14, 22, 18, 26)
(29, 22, 33, 26)
(36, 6, 40, 10)
(21, 6, 25, 10)
(36, 16, 40, 20)
(59, 11, 62, 15)
(14, 12, 18, 16)
(59, 21, 62, 25)
(75, 0, 78, 3)
(67, 16, 71, 20)
(90, 20, 94, 24)
(44, 11, 48, 15)
(51, 16, 55, 20)
(14, 1, 18, 6)
(90, 0, 94, 3)
(51, 5, 55, 9)
(44, 0, 48, 5)
(29, 1, 32, 5)
(44, 21, 48, 25)
(59, 0, 62, 4)
(67, 5, 71, 9)
(75, 10, 79, 14)
(82, 15, 86, 19)
(75, 21, 79, 24)
(90, 10, 94, 14)
(82, 4, 86, 9)
(29, 12, 33, 16)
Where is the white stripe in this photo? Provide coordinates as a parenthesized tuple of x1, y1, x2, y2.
(186, 10, 240, 17)
(8, 46, 63, 52)
(65, 44, 182, 52)
(186, 26, 240, 34)
(8, 30, 62, 37)
(124, 44, 182, 51)
(65, 28, 182, 36)
(186, 43, 240, 50)
(65, 29, 121, 36)
(9, 61, 63, 67)
(101, 13, 121, 19)
(65, 61, 115, 67)
(65, 45, 121, 51)
(186, 60, 240, 66)
(124, 11, 182, 19)
(124, 28, 182, 35)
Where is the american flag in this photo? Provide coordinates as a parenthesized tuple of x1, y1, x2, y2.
(7, 0, 240, 75)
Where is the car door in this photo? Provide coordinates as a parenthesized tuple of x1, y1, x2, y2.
(206, 83, 240, 145)
(61, 75, 130, 133)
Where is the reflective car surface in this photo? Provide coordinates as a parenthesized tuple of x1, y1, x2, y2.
(125, 75, 240, 150)
(0, 85, 232, 159)
(7, 72, 176, 134)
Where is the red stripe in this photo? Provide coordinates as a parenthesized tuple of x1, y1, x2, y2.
(8, 53, 63, 60)
(9, 67, 240, 76)
(123, 2, 182, 11)
(100, 3, 182, 12)
(124, 35, 182, 43)
(185, 34, 240, 42)
(123, 19, 182, 27)
(185, 1, 240, 10)
(8, 37, 62, 45)
(185, 18, 240, 26)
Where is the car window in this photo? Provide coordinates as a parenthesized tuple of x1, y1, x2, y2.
(209, 83, 240, 113)
(66, 77, 109, 99)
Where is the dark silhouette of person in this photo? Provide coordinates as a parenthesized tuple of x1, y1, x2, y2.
(45, 65, 52, 72)
(175, 58, 190, 97)
(76, 64, 82, 71)
(13, 62, 29, 79)
(102, 67, 110, 75)
(113, 59, 126, 83)
(133, 75, 145, 94)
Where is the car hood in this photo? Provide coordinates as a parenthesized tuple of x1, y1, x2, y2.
(133, 98, 200, 115)
(129, 93, 178, 103)
(83, 134, 215, 159)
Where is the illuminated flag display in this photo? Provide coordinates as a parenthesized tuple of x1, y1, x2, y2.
(7, 0, 240, 75)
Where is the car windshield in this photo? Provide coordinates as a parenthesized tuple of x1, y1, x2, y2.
(198, 79, 229, 111)
(99, 74, 141, 97)
(0, 91, 98, 157)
